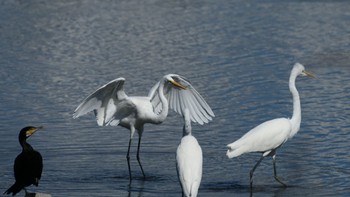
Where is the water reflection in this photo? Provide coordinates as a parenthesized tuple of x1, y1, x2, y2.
(127, 179, 145, 197)
(250, 185, 287, 197)
(1, 1, 350, 197)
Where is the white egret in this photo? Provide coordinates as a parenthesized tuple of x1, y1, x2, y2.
(73, 74, 214, 180)
(176, 108, 203, 197)
(226, 63, 314, 188)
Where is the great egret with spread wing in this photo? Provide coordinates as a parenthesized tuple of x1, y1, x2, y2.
(176, 108, 203, 197)
(73, 74, 214, 180)
(226, 63, 314, 188)
(4, 126, 43, 196)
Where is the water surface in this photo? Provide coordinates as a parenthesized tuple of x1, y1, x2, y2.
(0, 1, 349, 196)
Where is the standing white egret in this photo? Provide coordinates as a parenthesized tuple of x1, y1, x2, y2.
(73, 74, 214, 180)
(176, 108, 203, 197)
(226, 63, 314, 188)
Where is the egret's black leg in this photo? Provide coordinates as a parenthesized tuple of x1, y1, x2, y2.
(126, 137, 132, 183)
(136, 134, 145, 178)
(272, 155, 287, 187)
(250, 155, 264, 188)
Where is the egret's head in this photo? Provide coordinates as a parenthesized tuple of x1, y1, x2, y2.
(165, 74, 187, 90)
(293, 63, 315, 78)
(19, 126, 43, 139)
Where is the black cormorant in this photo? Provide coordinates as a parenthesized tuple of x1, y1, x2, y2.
(4, 126, 43, 196)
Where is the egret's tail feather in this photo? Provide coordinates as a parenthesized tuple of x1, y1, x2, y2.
(226, 143, 245, 158)
(108, 118, 120, 126)
(187, 180, 200, 197)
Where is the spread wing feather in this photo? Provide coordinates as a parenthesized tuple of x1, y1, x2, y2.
(73, 78, 128, 126)
(149, 75, 214, 125)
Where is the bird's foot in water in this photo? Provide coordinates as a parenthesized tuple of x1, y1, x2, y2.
(249, 171, 255, 188)
(274, 176, 287, 187)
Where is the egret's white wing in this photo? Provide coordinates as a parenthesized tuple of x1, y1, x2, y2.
(150, 75, 214, 125)
(108, 99, 136, 126)
(149, 81, 162, 114)
(73, 78, 128, 126)
(226, 118, 291, 158)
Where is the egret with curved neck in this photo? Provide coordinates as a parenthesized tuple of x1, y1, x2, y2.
(289, 65, 303, 138)
(226, 63, 314, 188)
(74, 74, 214, 181)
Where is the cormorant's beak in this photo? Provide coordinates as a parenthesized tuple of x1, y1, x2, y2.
(303, 70, 315, 78)
(26, 126, 43, 137)
(170, 79, 187, 90)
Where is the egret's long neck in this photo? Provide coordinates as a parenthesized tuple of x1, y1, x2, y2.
(155, 81, 169, 123)
(182, 108, 192, 136)
(289, 72, 301, 138)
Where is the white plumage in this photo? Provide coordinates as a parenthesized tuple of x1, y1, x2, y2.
(226, 63, 314, 187)
(227, 118, 291, 158)
(176, 109, 203, 197)
(73, 74, 214, 180)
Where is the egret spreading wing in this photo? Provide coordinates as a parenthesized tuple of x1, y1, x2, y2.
(73, 78, 127, 126)
(150, 75, 214, 125)
(73, 74, 214, 180)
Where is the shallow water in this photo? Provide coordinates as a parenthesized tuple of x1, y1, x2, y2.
(1, 1, 350, 196)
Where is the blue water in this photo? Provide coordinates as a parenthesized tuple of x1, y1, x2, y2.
(1, 1, 350, 196)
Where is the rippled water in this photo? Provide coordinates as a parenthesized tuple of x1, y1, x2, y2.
(1, 1, 350, 196)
